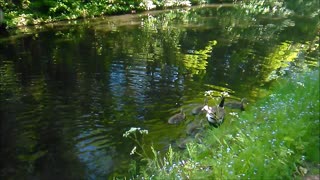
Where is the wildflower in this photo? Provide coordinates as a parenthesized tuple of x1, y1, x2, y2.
(221, 91, 230, 97)
(139, 129, 149, 135)
(123, 127, 141, 137)
(287, 148, 294, 155)
(227, 147, 231, 153)
(229, 112, 239, 117)
(296, 81, 304, 87)
(123, 127, 148, 137)
(130, 146, 137, 155)
(204, 90, 214, 96)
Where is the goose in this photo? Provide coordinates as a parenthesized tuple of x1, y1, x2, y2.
(225, 98, 247, 111)
(177, 136, 194, 149)
(177, 133, 203, 149)
(191, 97, 208, 115)
(168, 108, 186, 124)
(201, 96, 225, 128)
(186, 120, 204, 136)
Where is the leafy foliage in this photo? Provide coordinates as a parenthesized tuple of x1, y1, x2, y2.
(133, 70, 319, 179)
(0, 0, 206, 28)
(238, 0, 319, 18)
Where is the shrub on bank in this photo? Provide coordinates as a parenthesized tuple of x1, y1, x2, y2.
(0, 0, 206, 28)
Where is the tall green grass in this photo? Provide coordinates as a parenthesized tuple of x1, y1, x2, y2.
(132, 70, 319, 179)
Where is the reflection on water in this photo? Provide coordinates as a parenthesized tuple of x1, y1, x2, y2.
(0, 4, 318, 179)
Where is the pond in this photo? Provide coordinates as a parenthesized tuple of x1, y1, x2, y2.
(0, 4, 318, 179)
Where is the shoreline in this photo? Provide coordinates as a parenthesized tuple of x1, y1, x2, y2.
(0, 3, 235, 32)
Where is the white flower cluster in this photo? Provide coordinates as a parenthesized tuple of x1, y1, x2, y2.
(221, 91, 230, 97)
(123, 127, 149, 137)
(204, 90, 214, 96)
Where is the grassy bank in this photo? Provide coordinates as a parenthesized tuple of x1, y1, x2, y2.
(0, 0, 206, 29)
(129, 70, 319, 179)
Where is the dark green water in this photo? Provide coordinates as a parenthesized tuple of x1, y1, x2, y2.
(0, 4, 318, 179)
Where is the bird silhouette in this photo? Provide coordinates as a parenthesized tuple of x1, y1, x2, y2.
(225, 98, 247, 111)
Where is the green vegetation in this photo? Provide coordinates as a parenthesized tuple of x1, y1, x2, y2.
(238, 0, 319, 18)
(0, 0, 206, 28)
(0, 0, 318, 178)
(1, 0, 318, 29)
(127, 69, 319, 179)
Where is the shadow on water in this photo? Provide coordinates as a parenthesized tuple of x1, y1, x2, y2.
(0, 4, 318, 179)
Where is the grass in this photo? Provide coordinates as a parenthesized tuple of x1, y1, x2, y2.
(129, 69, 319, 179)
